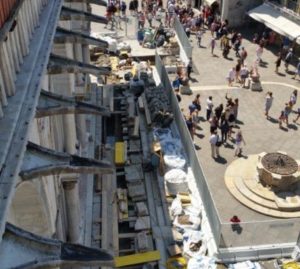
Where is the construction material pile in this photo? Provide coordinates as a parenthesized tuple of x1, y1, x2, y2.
(145, 85, 174, 127)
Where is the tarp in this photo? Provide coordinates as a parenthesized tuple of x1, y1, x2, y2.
(248, 3, 300, 44)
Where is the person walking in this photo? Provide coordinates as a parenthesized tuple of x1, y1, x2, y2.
(275, 52, 282, 73)
(290, 90, 298, 107)
(206, 96, 214, 120)
(284, 48, 293, 72)
(293, 59, 300, 80)
(293, 107, 300, 123)
(226, 67, 236, 86)
(187, 58, 193, 79)
(235, 60, 242, 83)
(209, 129, 220, 158)
(240, 64, 249, 88)
(234, 130, 246, 157)
(185, 114, 194, 140)
(240, 47, 247, 64)
(278, 110, 285, 129)
(264, 91, 273, 119)
(283, 102, 293, 126)
(256, 44, 264, 64)
(146, 11, 153, 28)
(210, 38, 216, 56)
(192, 94, 201, 117)
(214, 103, 223, 122)
(121, 0, 127, 16)
(233, 98, 239, 124)
(196, 29, 204, 48)
(138, 11, 146, 29)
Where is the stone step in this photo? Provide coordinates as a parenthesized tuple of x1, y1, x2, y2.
(243, 177, 275, 202)
(234, 177, 278, 210)
(225, 177, 300, 218)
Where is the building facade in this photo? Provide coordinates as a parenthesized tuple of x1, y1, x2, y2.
(0, 0, 113, 267)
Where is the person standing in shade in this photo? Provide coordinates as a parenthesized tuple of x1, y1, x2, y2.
(234, 130, 246, 157)
(264, 91, 273, 119)
(209, 129, 220, 158)
(206, 96, 214, 120)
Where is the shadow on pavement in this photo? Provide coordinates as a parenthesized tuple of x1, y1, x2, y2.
(288, 124, 298, 130)
(215, 155, 227, 164)
(267, 116, 278, 124)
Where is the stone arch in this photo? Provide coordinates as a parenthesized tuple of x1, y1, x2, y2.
(7, 181, 52, 237)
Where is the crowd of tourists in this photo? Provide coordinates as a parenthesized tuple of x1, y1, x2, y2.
(104, 0, 300, 161)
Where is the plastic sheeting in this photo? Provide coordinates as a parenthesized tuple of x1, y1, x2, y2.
(229, 261, 261, 269)
(187, 256, 216, 269)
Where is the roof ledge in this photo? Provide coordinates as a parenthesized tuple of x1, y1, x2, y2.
(47, 53, 111, 75)
(0, 223, 114, 268)
(64, 0, 107, 7)
(20, 142, 113, 180)
(36, 89, 111, 117)
(55, 27, 108, 48)
(60, 6, 107, 24)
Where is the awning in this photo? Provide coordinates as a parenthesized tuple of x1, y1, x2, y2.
(248, 3, 300, 44)
(204, 0, 218, 6)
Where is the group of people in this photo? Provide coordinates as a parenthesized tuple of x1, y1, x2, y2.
(270, 90, 300, 129)
(183, 93, 246, 159)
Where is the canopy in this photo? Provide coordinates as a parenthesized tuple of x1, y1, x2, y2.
(204, 0, 218, 6)
(248, 3, 300, 44)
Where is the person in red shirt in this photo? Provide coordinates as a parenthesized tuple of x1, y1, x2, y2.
(230, 215, 241, 223)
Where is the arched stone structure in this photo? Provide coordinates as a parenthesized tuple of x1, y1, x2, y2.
(7, 181, 52, 237)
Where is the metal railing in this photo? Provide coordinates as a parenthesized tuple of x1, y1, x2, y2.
(173, 15, 193, 59)
(155, 51, 222, 246)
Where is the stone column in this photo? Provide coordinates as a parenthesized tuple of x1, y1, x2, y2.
(221, 0, 229, 23)
(62, 179, 81, 243)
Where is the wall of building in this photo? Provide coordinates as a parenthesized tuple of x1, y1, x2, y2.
(222, 0, 263, 27)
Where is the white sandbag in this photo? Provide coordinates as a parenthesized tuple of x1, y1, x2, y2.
(117, 42, 131, 51)
(229, 261, 261, 269)
(184, 205, 202, 219)
(164, 154, 186, 169)
(173, 214, 201, 231)
(101, 36, 117, 53)
(183, 230, 207, 258)
(165, 169, 188, 195)
(170, 195, 183, 216)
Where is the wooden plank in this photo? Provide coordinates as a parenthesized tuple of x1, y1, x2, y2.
(131, 117, 140, 138)
(94, 233, 137, 240)
(142, 94, 152, 126)
(114, 251, 161, 267)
